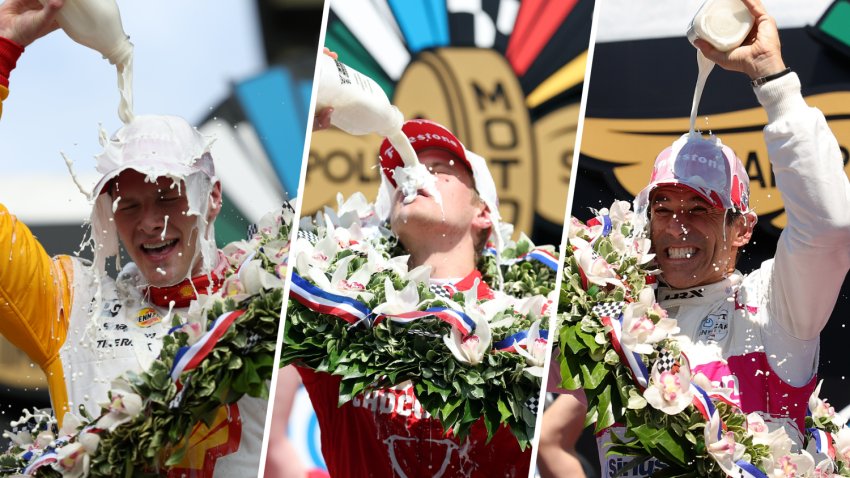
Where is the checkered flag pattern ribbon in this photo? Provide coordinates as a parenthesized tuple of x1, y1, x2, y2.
(592, 301, 626, 319)
(430, 284, 453, 301)
(282, 200, 295, 213)
(407, 329, 443, 339)
(169, 373, 192, 409)
(298, 230, 319, 244)
(242, 331, 262, 355)
(654, 349, 678, 373)
(246, 224, 258, 240)
(525, 395, 540, 415)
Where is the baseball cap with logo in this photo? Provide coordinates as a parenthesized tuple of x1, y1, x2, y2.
(377, 119, 504, 254)
(634, 133, 751, 218)
(87, 114, 221, 285)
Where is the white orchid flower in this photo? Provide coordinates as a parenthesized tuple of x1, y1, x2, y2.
(833, 427, 850, 464)
(809, 380, 846, 427)
(643, 352, 694, 414)
(221, 238, 260, 268)
(294, 235, 337, 277)
(262, 240, 290, 266)
(514, 320, 547, 377)
(95, 379, 143, 432)
(568, 217, 599, 240)
(256, 208, 287, 239)
(813, 458, 836, 478)
(366, 243, 410, 277)
(308, 255, 374, 301)
(372, 278, 420, 316)
(53, 433, 100, 478)
(443, 317, 491, 366)
(333, 192, 376, 228)
(705, 409, 745, 476)
(572, 238, 624, 289)
(620, 288, 678, 354)
(35, 430, 55, 449)
(4, 429, 32, 446)
(462, 279, 509, 326)
(239, 260, 287, 295)
(746, 412, 770, 443)
(58, 413, 82, 438)
(606, 200, 633, 232)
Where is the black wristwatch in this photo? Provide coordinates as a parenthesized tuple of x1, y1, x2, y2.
(750, 67, 792, 87)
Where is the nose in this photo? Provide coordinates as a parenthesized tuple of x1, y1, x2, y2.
(137, 203, 164, 235)
(662, 211, 692, 238)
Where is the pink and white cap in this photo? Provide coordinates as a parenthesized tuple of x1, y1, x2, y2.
(634, 133, 751, 217)
(86, 115, 221, 286)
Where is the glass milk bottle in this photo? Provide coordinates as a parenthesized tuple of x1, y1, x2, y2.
(687, 0, 755, 52)
(39, 0, 133, 65)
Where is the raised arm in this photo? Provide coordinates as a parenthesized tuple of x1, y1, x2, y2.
(696, 0, 850, 343)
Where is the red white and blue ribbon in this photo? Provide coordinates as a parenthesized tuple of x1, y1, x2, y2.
(808, 428, 836, 460)
(736, 460, 769, 478)
(289, 272, 372, 326)
(587, 215, 613, 246)
(23, 450, 58, 475)
(691, 382, 722, 439)
(373, 307, 476, 336)
(493, 329, 550, 352)
(500, 248, 559, 270)
(170, 310, 245, 385)
(600, 314, 649, 389)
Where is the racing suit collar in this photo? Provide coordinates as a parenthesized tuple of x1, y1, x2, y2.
(145, 251, 228, 308)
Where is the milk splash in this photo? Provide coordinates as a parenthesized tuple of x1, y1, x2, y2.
(689, 50, 715, 137)
(116, 53, 134, 125)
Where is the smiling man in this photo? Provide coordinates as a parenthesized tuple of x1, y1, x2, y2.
(297, 119, 532, 478)
(0, 2, 267, 476)
(540, 1, 850, 476)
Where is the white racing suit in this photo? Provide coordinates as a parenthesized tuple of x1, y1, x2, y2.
(550, 72, 850, 478)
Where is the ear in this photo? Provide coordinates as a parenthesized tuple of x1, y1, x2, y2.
(730, 211, 757, 248)
(471, 200, 492, 232)
(207, 181, 223, 223)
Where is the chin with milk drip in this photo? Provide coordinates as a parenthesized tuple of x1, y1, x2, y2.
(294, 119, 537, 478)
(540, 2, 850, 477)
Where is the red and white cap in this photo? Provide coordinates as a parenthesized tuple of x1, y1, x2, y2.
(634, 133, 751, 216)
(376, 119, 504, 253)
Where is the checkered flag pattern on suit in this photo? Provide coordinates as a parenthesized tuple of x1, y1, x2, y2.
(298, 230, 319, 244)
(592, 301, 626, 319)
(242, 331, 262, 355)
(525, 395, 540, 415)
(246, 224, 258, 240)
(654, 349, 678, 373)
(430, 284, 453, 301)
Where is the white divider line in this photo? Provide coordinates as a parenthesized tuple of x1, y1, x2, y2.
(256, 0, 332, 475)
(527, 0, 602, 475)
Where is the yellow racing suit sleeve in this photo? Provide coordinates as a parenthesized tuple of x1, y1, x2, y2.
(0, 203, 72, 421)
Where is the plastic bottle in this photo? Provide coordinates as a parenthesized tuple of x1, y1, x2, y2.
(687, 0, 754, 52)
(315, 55, 418, 167)
(39, 0, 133, 65)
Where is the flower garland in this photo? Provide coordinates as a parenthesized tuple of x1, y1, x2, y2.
(0, 207, 295, 478)
(555, 200, 850, 478)
(280, 193, 557, 449)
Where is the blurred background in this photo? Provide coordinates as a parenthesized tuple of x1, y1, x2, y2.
(0, 0, 323, 444)
(560, 1, 850, 477)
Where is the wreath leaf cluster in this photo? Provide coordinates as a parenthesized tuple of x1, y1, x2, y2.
(282, 199, 556, 450)
(0, 208, 294, 477)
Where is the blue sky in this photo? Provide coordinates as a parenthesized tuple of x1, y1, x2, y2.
(0, 0, 266, 176)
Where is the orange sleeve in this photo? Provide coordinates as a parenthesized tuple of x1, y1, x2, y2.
(0, 84, 7, 119)
(0, 203, 71, 416)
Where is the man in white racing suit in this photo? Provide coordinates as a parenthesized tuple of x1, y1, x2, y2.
(539, 1, 850, 477)
(0, 4, 268, 474)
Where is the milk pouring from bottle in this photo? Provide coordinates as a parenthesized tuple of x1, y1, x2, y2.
(39, 0, 134, 124)
(687, 0, 754, 52)
(316, 55, 440, 206)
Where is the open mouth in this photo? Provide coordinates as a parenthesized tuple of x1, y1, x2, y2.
(140, 238, 178, 259)
(666, 246, 698, 260)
